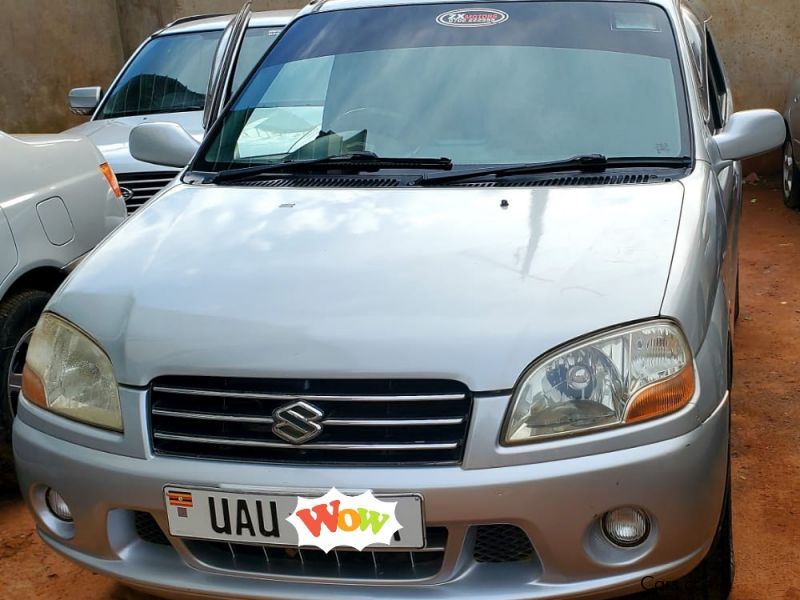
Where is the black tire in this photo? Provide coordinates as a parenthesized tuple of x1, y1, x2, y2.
(783, 139, 800, 209)
(0, 290, 51, 449)
(734, 270, 740, 323)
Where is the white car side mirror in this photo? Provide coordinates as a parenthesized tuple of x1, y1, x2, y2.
(713, 109, 785, 162)
(68, 87, 102, 116)
(129, 122, 201, 169)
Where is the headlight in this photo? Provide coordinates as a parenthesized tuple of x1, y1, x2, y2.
(22, 313, 122, 431)
(503, 321, 694, 445)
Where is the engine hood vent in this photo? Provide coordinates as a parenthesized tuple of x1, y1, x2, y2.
(241, 176, 401, 188)
(231, 171, 673, 189)
(459, 173, 669, 188)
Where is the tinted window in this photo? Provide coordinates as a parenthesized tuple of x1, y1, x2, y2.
(98, 27, 283, 120)
(233, 27, 284, 90)
(197, 2, 691, 172)
(706, 31, 728, 131)
(99, 31, 222, 119)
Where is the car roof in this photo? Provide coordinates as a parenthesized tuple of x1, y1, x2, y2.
(156, 9, 298, 36)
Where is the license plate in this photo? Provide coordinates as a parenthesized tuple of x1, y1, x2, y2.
(164, 486, 426, 549)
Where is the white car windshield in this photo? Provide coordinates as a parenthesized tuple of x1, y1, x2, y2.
(197, 2, 691, 172)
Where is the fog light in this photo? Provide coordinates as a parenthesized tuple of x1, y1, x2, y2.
(45, 488, 73, 522)
(602, 507, 649, 547)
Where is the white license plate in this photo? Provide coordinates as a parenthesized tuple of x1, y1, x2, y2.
(164, 486, 426, 549)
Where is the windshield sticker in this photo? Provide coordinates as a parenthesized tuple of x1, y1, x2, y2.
(612, 10, 661, 32)
(436, 8, 509, 28)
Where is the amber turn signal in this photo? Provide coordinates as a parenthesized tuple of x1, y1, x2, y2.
(624, 363, 695, 424)
(21, 364, 47, 409)
(99, 163, 123, 199)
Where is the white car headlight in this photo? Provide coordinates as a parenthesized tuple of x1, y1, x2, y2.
(22, 313, 122, 432)
(503, 321, 694, 445)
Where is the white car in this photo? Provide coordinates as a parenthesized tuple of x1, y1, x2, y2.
(0, 131, 126, 469)
(64, 9, 297, 213)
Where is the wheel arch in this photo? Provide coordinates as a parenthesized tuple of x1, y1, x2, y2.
(0, 266, 66, 304)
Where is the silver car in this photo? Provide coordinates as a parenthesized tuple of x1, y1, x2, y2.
(0, 131, 126, 468)
(65, 8, 296, 212)
(14, 1, 785, 599)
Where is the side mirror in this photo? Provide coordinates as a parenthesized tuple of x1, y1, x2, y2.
(129, 122, 200, 168)
(713, 109, 786, 162)
(68, 87, 102, 116)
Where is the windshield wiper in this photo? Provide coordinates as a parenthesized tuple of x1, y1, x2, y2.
(211, 151, 453, 184)
(416, 154, 692, 186)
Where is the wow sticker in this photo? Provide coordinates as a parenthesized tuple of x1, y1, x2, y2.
(286, 488, 402, 552)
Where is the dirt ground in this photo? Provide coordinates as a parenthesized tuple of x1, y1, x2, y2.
(1, 181, 800, 599)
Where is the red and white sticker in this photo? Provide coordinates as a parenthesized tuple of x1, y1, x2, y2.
(436, 8, 509, 28)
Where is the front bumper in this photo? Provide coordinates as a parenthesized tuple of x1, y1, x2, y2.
(13, 392, 729, 600)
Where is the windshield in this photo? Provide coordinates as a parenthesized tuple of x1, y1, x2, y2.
(97, 27, 283, 120)
(196, 2, 691, 173)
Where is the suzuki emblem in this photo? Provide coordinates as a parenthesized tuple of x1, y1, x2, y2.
(272, 401, 324, 444)
(120, 187, 134, 202)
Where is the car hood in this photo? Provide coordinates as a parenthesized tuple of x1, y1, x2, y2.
(53, 182, 684, 391)
(65, 112, 203, 174)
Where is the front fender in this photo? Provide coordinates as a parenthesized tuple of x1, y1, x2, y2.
(662, 163, 730, 424)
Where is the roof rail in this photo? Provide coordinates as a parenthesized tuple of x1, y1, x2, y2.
(308, 0, 333, 13)
(164, 13, 229, 29)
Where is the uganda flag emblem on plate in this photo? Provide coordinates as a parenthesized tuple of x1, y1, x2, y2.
(168, 490, 193, 509)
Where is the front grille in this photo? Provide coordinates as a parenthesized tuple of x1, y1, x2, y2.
(134, 511, 170, 545)
(117, 170, 179, 212)
(150, 377, 472, 465)
(473, 525, 535, 563)
(185, 527, 447, 580)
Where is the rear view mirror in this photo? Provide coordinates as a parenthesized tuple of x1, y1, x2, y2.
(68, 87, 102, 116)
(129, 122, 200, 169)
(713, 109, 785, 162)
